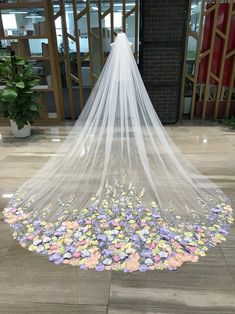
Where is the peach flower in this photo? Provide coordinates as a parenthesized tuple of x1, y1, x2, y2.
(125, 259, 140, 272)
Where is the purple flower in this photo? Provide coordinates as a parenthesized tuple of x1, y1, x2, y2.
(131, 234, 140, 243)
(54, 231, 65, 237)
(54, 226, 66, 236)
(95, 263, 105, 271)
(168, 266, 177, 271)
(211, 208, 221, 214)
(80, 264, 88, 270)
(102, 249, 113, 256)
(139, 264, 149, 272)
(97, 215, 107, 219)
(140, 249, 152, 258)
(121, 221, 129, 228)
(97, 234, 107, 241)
(33, 220, 41, 226)
(81, 250, 90, 257)
(152, 213, 161, 219)
(126, 215, 134, 220)
(66, 245, 76, 253)
(218, 228, 229, 236)
(54, 257, 64, 265)
(49, 253, 62, 262)
(33, 239, 42, 246)
(57, 226, 66, 232)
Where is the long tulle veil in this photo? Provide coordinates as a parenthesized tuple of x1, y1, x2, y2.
(4, 33, 233, 272)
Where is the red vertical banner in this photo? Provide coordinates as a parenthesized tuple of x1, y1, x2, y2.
(199, 3, 235, 87)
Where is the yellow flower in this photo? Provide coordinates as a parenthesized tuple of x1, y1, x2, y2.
(197, 240, 204, 245)
(184, 232, 193, 237)
(158, 240, 166, 248)
(28, 245, 36, 252)
(59, 247, 65, 254)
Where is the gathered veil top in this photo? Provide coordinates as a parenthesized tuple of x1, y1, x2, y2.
(4, 33, 233, 272)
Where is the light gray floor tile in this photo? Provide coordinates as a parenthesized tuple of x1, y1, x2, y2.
(0, 249, 78, 304)
(108, 304, 235, 314)
(0, 303, 107, 314)
(77, 269, 111, 305)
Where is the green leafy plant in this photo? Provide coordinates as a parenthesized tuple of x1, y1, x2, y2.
(0, 53, 42, 130)
(225, 116, 235, 130)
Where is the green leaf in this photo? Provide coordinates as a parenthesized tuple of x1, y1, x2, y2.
(30, 104, 38, 111)
(29, 79, 40, 87)
(15, 60, 25, 66)
(0, 89, 18, 102)
(16, 81, 25, 89)
(16, 120, 26, 130)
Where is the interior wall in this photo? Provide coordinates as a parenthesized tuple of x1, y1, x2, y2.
(139, 0, 189, 123)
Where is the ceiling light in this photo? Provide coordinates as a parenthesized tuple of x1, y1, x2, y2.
(10, 11, 28, 14)
(26, 15, 43, 19)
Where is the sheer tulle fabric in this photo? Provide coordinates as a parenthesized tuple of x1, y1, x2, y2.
(4, 33, 233, 272)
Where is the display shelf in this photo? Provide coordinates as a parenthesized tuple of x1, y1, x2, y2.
(0, 85, 54, 92)
(0, 0, 64, 122)
(32, 85, 54, 92)
(0, 35, 48, 40)
(0, 2, 44, 9)
(28, 55, 50, 60)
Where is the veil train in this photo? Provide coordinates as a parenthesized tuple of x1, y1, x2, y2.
(3, 33, 233, 272)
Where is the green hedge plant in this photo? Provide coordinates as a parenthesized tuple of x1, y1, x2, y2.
(225, 116, 235, 130)
(0, 52, 42, 130)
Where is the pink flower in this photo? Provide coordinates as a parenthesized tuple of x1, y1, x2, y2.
(154, 255, 161, 263)
(148, 242, 156, 249)
(114, 243, 122, 249)
(188, 246, 196, 253)
(63, 259, 69, 264)
(113, 255, 120, 262)
(73, 252, 81, 258)
(77, 240, 87, 246)
(27, 234, 35, 240)
(168, 257, 183, 268)
(45, 223, 53, 230)
(50, 243, 59, 250)
(189, 255, 199, 263)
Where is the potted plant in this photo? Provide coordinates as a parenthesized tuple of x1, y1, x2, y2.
(225, 116, 235, 130)
(0, 52, 41, 138)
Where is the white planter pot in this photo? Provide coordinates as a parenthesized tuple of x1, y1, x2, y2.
(183, 97, 192, 114)
(10, 120, 31, 138)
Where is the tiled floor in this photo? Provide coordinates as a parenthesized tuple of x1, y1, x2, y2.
(0, 124, 234, 314)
